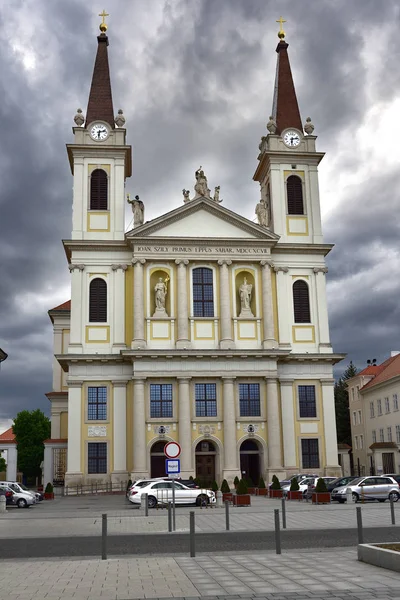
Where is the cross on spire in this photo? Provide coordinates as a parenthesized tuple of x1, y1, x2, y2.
(276, 16, 286, 40)
(99, 10, 109, 33)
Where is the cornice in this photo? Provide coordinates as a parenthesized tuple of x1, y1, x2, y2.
(66, 144, 132, 177)
(272, 243, 334, 256)
(62, 239, 129, 262)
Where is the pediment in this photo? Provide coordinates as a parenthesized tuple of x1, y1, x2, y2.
(126, 197, 279, 241)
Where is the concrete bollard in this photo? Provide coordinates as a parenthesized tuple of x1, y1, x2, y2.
(0, 496, 6, 513)
(216, 490, 223, 508)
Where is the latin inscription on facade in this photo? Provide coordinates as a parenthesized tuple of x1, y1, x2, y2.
(134, 245, 270, 256)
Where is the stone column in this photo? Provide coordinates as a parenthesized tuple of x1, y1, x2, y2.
(132, 378, 147, 478)
(274, 266, 291, 349)
(321, 379, 341, 475)
(111, 381, 128, 483)
(175, 259, 191, 348)
(111, 264, 128, 352)
(260, 260, 277, 349)
(5, 446, 17, 481)
(132, 259, 146, 348)
(68, 264, 85, 353)
(266, 377, 284, 479)
(313, 267, 331, 352)
(218, 260, 235, 349)
(178, 377, 193, 477)
(279, 379, 297, 472)
(51, 411, 61, 439)
(65, 381, 83, 484)
(43, 445, 53, 487)
(222, 377, 239, 484)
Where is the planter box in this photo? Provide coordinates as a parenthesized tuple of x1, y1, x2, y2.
(258, 488, 268, 496)
(233, 494, 251, 507)
(269, 489, 283, 499)
(44, 493, 54, 500)
(248, 487, 257, 495)
(312, 492, 331, 504)
(358, 543, 400, 573)
(287, 490, 303, 501)
(222, 493, 233, 503)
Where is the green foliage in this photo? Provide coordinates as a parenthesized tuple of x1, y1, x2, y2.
(211, 480, 219, 492)
(45, 482, 53, 494)
(220, 479, 230, 493)
(193, 477, 201, 487)
(258, 476, 266, 489)
(189, 475, 194, 481)
(13, 410, 51, 477)
(0, 456, 6, 472)
(233, 476, 240, 487)
(335, 361, 358, 446)
(246, 476, 254, 487)
(315, 478, 328, 493)
(271, 475, 281, 490)
(290, 477, 300, 491)
(126, 479, 132, 490)
(236, 478, 248, 495)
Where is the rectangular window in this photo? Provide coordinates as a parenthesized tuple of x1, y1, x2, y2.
(387, 427, 392, 442)
(150, 384, 173, 418)
(370, 401, 375, 418)
(394, 394, 399, 411)
(359, 435, 363, 449)
(380, 428, 384, 442)
(195, 383, 217, 417)
(88, 442, 107, 474)
(193, 268, 214, 317)
(351, 388, 355, 402)
(385, 397, 390, 413)
(354, 436, 358, 450)
(239, 383, 261, 417)
(301, 439, 319, 469)
(352, 411, 356, 426)
(298, 385, 316, 418)
(357, 410, 362, 425)
(88, 386, 107, 420)
(396, 425, 400, 444)
(377, 399, 382, 416)
(372, 430, 376, 443)
(356, 386, 360, 399)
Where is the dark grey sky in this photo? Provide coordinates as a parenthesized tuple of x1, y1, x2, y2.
(1, 0, 400, 432)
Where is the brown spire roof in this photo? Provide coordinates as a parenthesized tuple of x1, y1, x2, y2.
(85, 33, 114, 128)
(272, 40, 302, 135)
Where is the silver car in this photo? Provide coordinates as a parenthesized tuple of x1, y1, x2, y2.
(332, 476, 400, 503)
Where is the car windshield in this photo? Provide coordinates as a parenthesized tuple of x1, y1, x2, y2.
(19, 484, 29, 490)
(347, 477, 363, 485)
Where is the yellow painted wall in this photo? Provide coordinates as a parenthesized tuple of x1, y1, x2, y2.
(80, 382, 114, 475)
(292, 380, 325, 467)
(60, 412, 68, 438)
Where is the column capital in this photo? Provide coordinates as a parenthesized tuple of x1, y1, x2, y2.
(265, 375, 278, 382)
(68, 264, 85, 272)
(273, 266, 289, 273)
(132, 377, 146, 384)
(279, 379, 294, 386)
(113, 380, 129, 387)
(67, 380, 83, 388)
(132, 258, 146, 265)
(222, 376, 236, 382)
(320, 378, 335, 386)
(175, 259, 189, 266)
(217, 259, 232, 266)
(177, 376, 192, 382)
(111, 264, 128, 271)
(313, 267, 328, 274)
(260, 260, 274, 268)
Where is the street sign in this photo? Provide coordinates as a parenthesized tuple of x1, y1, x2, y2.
(164, 441, 181, 459)
(166, 459, 180, 474)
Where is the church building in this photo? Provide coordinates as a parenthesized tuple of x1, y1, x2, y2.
(43, 16, 344, 488)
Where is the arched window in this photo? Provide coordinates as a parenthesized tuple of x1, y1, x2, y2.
(293, 280, 310, 323)
(90, 169, 108, 210)
(193, 267, 214, 317)
(89, 278, 107, 322)
(287, 175, 304, 215)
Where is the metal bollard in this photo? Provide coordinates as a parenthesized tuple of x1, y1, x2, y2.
(390, 497, 396, 525)
(168, 502, 172, 532)
(225, 500, 230, 531)
(190, 511, 196, 557)
(274, 509, 281, 554)
(281, 498, 286, 529)
(144, 493, 149, 517)
(356, 506, 363, 544)
(101, 513, 107, 560)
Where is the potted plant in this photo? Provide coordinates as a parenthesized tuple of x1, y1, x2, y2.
(312, 478, 331, 504)
(44, 482, 54, 500)
(287, 477, 302, 500)
(233, 476, 240, 489)
(246, 476, 257, 495)
(233, 478, 251, 506)
(211, 480, 219, 493)
(221, 479, 233, 503)
(258, 476, 268, 496)
(269, 475, 283, 498)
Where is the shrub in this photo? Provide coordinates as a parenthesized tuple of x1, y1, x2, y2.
(236, 478, 248, 495)
(271, 475, 281, 490)
(220, 479, 230, 493)
(189, 475, 194, 481)
(233, 476, 240, 487)
(246, 476, 254, 487)
(290, 477, 300, 491)
(45, 482, 53, 494)
(126, 479, 132, 490)
(258, 477, 266, 489)
(193, 477, 201, 487)
(315, 478, 328, 493)
(211, 480, 219, 492)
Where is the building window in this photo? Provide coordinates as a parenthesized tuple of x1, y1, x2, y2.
(396, 425, 400, 444)
(88, 386, 107, 420)
(192, 267, 214, 317)
(89, 278, 107, 322)
(239, 383, 261, 417)
(387, 427, 392, 442)
(195, 383, 217, 417)
(370, 401, 375, 418)
(357, 410, 362, 425)
(354, 436, 358, 450)
(377, 399, 382, 416)
(88, 442, 107, 474)
(385, 397, 390, 413)
(150, 384, 173, 418)
(379, 428, 384, 442)
(372, 430, 376, 443)
(90, 168, 108, 210)
(394, 394, 399, 411)
(359, 435, 363, 449)
(356, 386, 360, 399)
(352, 411, 356, 426)
(293, 280, 311, 323)
(298, 385, 316, 418)
(286, 175, 304, 215)
(351, 388, 355, 402)
(301, 439, 319, 468)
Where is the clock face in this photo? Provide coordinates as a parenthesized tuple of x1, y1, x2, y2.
(90, 123, 109, 141)
(283, 130, 301, 147)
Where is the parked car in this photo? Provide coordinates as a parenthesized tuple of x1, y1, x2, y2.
(128, 478, 216, 508)
(127, 477, 200, 496)
(331, 476, 400, 503)
(268, 474, 319, 491)
(384, 474, 400, 486)
(326, 476, 358, 492)
(0, 486, 15, 505)
(0, 483, 35, 508)
(280, 476, 335, 497)
(1, 482, 40, 502)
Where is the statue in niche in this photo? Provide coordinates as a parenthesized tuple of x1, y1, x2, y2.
(127, 194, 144, 227)
(239, 277, 253, 317)
(255, 197, 269, 227)
(194, 166, 211, 198)
(153, 276, 169, 317)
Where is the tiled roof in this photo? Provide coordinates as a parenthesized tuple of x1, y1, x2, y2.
(361, 354, 400, 391)
(49, 300, 71, 312)
(369, 442, 398, 449)
(0, 427, 16, 443)
(45, 391, 68, 398)
(338, 443, 351, 450)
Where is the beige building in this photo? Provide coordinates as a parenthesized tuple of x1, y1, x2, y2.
(347, 353, 400, 476)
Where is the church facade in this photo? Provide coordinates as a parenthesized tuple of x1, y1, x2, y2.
(44, 19, 344, 488)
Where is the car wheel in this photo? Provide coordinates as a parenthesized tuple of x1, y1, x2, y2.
(147, 495, 157, 509)
(389, 491, 399, 502)
(196, 494, 209, 506)
(352, 492, 359, 503)
(378, 499, 386, 503)
(17, 499, 27, 508)
(337, 499, 345, 504)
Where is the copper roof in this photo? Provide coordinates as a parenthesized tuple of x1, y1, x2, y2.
(85, 33, 114, 128)
(272, 40, 302, 135)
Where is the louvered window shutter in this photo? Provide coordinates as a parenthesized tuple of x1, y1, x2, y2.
(89, 278, 107, 322)
(293, 280, 310, 323)
(90, 169, 108, 210)
(287, 175, 304, 215)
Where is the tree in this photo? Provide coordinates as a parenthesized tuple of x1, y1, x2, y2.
(334, 361, 358, 446)
(12, 410, 51, 478)
(0, 456, 6, 472)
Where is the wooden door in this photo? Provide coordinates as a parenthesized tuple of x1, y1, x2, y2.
(195, 455, 215, 486)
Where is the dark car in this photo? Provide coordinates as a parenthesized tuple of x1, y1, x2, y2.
(326, 476, 358, 492)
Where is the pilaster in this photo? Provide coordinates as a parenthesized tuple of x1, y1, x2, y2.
(178, 377, 193, 477)
(132, 259, 146, 349)
(111, 264, 128, 353)
(274, 266, 291, 349)
(218, 260, 235, 349)
(132, 377, 147, 479)
(222, 377, 239, 484)
(321, 379, 341, 476)
(260, 260, 278, 349)
(266, 376, 284, 479)
(65, 380, 83, 484)
(313, 267, 332, 352)
(279, 379, 297, 472)
(175, 259, 191, 349)
(68, 265, 85, 353)
(111, 381, 129, 483)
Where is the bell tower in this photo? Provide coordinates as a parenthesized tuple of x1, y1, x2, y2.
(67, 12, 131, 241)
(253, 18, 324, 245)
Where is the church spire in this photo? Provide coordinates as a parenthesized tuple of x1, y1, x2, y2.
(85, 11, 114, 128)
(271, 18, 302, 135)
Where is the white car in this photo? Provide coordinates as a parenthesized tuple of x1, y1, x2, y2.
(128, 478, 216, 508)
(2, 482, 39, 503)
(332, 476, 400, 503)
(0, 484, 35, 508)
(281, 476, 337, 497)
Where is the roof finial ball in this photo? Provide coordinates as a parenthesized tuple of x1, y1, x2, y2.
(276, 16, 286, 40)
(99, 9, 109, 33)
(74, 108, 85, 127)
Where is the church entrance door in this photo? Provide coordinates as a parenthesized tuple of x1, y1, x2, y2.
(150, 441, 167, 478)
(195, 441, 216, 486)
(240, 440, 260, 486)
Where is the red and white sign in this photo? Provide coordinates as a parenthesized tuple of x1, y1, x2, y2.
(164, 441, 181, 459)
